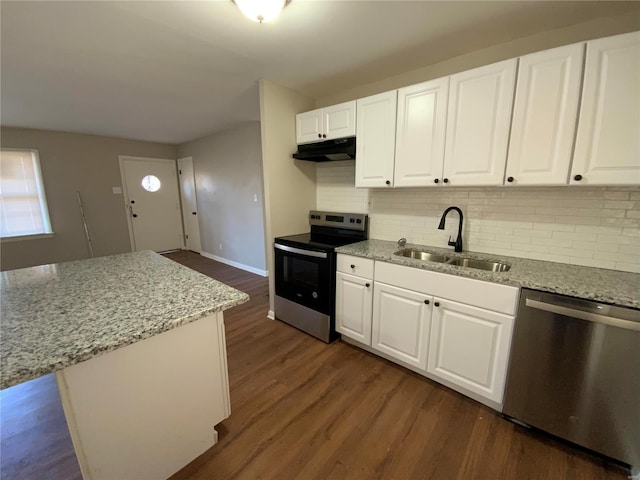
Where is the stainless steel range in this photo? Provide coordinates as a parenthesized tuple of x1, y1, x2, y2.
(273, 210, 368, 343)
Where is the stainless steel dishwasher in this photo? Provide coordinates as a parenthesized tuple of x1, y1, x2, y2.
(503, 288, 640, 468)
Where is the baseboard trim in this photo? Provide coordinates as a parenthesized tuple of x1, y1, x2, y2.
(267, 310, 275, 320)
(200, 251, 268, 277)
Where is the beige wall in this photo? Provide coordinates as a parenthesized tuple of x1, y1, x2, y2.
(317, 10, 640, 107)
(259, 79, 316, 315)
(177, 122, 267, 273)
(1, 127, 177, 271)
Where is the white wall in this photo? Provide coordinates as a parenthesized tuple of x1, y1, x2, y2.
(177, 122, 266, 275)
(317, 161, 640, 273)
(316, 10, 640, 108)
(1, 127, 177, 271)
(259, 80, 316, 315)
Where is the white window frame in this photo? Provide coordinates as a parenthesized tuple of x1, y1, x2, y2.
(0, 148, 54, 241)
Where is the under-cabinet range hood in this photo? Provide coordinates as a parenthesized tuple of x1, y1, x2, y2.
(292, 137, 356, 162)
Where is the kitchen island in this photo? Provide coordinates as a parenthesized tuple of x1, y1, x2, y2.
(0, 251, 249, 480)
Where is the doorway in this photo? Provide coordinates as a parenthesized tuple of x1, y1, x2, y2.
(120, 156, 184, 252)
(177, 157, 202, 253)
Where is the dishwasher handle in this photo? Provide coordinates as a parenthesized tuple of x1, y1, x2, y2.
(525, 298, 640, 332)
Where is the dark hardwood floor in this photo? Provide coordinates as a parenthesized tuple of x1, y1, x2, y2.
(0, 251, 629, 479)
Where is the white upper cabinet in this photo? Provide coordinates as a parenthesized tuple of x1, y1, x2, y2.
(355, 91, 398, 188)
(296, 109, 323, 144)
(296, 101, 355, 144)
(394, 78, 449, 187)
(571, 31, 640, 185)
(506, 43, 585, 186)
(443, 59, 518, 186)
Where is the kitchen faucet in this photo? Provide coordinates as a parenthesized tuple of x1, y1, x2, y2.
(438, 206, 463, 252)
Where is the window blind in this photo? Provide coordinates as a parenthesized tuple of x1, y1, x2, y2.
(0, 149, 52, 238)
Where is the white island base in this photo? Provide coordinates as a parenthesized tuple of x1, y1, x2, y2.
(55, 311, 230, 480)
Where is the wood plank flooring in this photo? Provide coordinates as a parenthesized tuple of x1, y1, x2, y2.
(0, 251, 629, 479)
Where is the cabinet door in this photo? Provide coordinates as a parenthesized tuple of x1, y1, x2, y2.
(506, 43, 584, 186)
(323, 101, 356, 140)
(571, 31, 640, 185)
(372, 282, 432, 370)
(443, 59, 517, 186)
(394, 78, 449, 187)
(427, 298, 514, 404)
(335, 272, 373, 345)
(355, 91, 398, 188)
(296, 109, 323, 144)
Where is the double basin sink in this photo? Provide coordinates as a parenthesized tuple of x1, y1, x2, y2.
(395, 248, 511, 272)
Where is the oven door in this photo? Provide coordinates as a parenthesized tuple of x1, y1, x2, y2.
(274, 243, 334, 315)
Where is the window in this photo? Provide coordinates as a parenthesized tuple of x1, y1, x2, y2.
(0, 149, 53, 239)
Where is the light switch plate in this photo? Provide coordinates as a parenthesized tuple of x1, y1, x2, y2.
(112, 187, 123, 194)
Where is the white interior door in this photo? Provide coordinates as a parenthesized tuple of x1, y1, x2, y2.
(178, 157, 202, 253)
(120, 156, 184, 252)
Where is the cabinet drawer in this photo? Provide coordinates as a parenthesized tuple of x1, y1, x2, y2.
(374, 261, 519, 315)
(337, 254, 374, 278)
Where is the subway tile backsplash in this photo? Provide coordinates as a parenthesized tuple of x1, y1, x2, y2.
(317, 161, 640, 273)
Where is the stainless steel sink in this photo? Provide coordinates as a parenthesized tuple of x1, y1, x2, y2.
(394, 248, 511, 272)
(446, 257, 511, 272)
(394, 249, 450, 263)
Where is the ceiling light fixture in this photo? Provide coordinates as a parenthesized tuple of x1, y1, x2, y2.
(233, 0, 291, 23)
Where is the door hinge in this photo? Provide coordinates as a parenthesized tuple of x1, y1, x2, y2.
(185, 234, 189, 239)
(179, 169, 182, 174)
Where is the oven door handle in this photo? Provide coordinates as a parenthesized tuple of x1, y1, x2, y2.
(275, 243, 328, 259)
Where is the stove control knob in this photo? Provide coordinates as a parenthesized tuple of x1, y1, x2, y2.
(312, 292, 318, 299)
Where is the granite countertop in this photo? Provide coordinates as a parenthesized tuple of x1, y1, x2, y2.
(0, 251, 249, 389)
(336, 239, 640, 310)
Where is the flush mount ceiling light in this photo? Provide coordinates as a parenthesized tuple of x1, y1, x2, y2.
(233, 0, 291, 23)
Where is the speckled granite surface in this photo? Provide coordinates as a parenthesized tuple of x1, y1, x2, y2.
(337, 239, 640, 310)
(0, 251, 249, 389)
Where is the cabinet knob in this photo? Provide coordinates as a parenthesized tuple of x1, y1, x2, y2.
(507, 176, 514, 183)
(434, 302, 440, 307)
(434, 179, 439, 184)
(385, 180, 391, 186)
(424, 299, 430, 305)
(318, 133, 322, 138)
(132, 213, 138, 218)
(350, 264, 355, 269)
(365, 283, 371, 288)
(443, 178, 449, 184)
(322, 134, 327, 138)
(574, 174, 583, 181)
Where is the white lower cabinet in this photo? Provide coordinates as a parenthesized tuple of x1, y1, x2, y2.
(427, 298, 515, 404)
(372, 282, 432, 369)
(336, 271, 373, 345)
(336, 256, 519, 410)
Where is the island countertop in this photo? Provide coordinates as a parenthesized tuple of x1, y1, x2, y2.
(0, 251, 249, 389)
(336, 239, 640, 310)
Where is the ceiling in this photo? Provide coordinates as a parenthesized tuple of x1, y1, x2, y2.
(1, 1, 637, 145)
